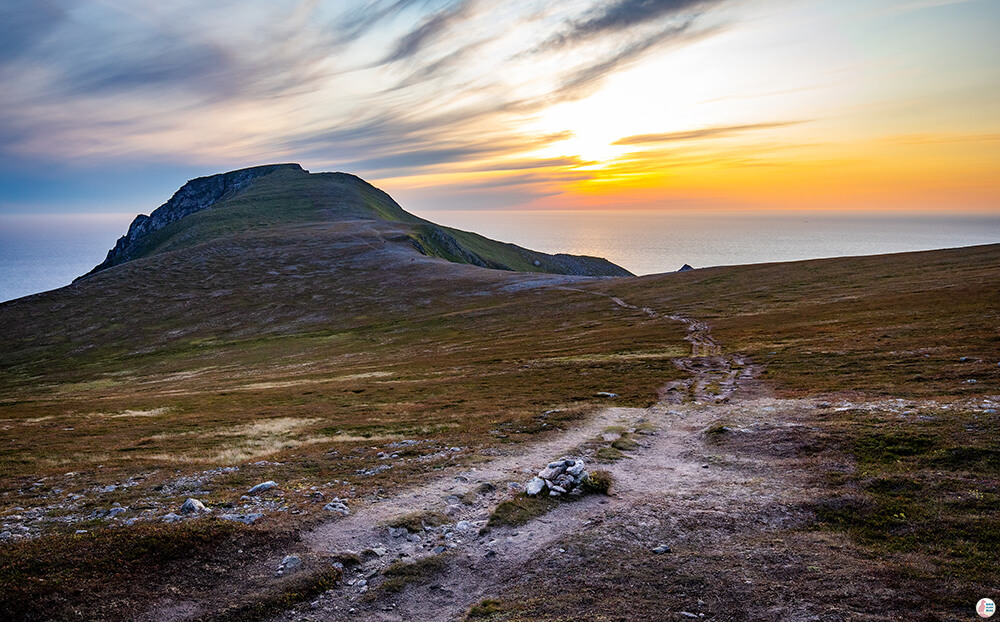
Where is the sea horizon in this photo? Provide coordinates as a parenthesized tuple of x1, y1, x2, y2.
(2, 209, 999, 304)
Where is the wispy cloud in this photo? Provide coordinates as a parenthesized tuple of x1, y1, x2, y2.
(383, 0, 478, 63)
(0, 1, 66, 59)
(0, 0, 731, 199)
(613, 121, 806, 145)
(569, 0, 709, 38)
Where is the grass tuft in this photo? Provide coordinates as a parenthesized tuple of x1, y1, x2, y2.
(485, 496, 561, 530)
(373, 555, 449, 596)
(581, 470, 614, 495)
(466, 598, 511, 620)
(595, 447, 624, 462)
(610, 436, 639, 451)
(383, 510, 448, 533)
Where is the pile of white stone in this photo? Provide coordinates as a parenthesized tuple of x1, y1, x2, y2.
(525, 456, 588, 497)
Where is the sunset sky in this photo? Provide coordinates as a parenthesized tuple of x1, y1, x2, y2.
(1, 0, 998, 217)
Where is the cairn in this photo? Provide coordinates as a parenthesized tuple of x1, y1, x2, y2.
(525, 456, 588, 497)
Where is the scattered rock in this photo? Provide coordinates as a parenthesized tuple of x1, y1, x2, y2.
(389, 526, 407, 538)
(248, 481, 278, 495)
(276, 555, 302, 576)
(372, 547, 387, 557)
(477, 482, 496, 494)
(162, 513, 183, 523)
(179, 498, 209, 514)
(107, 507, 128, 518)
(220, 513, 263, 524)
(455, 520, 472, 532)
(652, 544, 672, 554)
(433, 545, 447, 554)
(525, 477, 546, 497)
(323, 498, 350, 515)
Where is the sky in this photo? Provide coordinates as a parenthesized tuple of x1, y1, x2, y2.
(0, 0, 998, 219)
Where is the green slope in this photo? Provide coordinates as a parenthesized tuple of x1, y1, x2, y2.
(82, 165, 632, 279)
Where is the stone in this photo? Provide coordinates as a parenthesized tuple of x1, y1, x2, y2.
(433, 545, 447, 554)
(323, 499, 350, 515)
(248, 481, 278, 495)
(455, 520, 472, 531)
(566, 460, 585, 477)
(594, 392, 618, 398)
(162, 513, 183, 523)
(652, 544, 672, 554)
(220, 513, 263, 524)
(389, 526, 407, 538)
(538, 464, 565, 480)
(372, 547, 387, 557)
(107, 507, 128, 518)
(180, 498, 208, 514)
(278, 555, 302, 574)
(550, 485, 567, 494)
(525, 477, 545, 496)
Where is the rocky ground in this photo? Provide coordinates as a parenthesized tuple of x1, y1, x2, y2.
(6, 291, 996, 621)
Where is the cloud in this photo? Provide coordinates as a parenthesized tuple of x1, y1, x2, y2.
(383, 0, 477, 63)
(0, 2, 65, 59)
(0, 0, 730, 198)
(572, 0, 708, 37)
(612, 121, 806, 145)
(536, 0, 719, 52)
(555, 21, 703, 101)
(329, 130, 575, 175)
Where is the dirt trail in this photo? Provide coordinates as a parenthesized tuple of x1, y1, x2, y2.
(271, 295, 789, 621)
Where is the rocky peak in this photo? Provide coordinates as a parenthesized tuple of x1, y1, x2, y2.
(81, 163, 305, 277)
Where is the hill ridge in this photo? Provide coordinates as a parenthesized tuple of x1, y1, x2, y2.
(78, 164, 633, 279)
(81, 164, 305, 278)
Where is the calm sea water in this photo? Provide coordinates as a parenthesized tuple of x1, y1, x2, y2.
(417, 210, 1000, 277)
(1, 210, 998, 303)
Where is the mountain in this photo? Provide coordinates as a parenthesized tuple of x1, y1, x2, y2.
(79, 164, 631, 279)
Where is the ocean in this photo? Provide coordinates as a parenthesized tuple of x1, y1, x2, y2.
(1, 210, 998, 303)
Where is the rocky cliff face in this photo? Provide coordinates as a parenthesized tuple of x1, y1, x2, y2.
(81, 164, 304, 277)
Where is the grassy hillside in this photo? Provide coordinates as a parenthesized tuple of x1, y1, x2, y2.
(0, 233, 997, 620)
(81, 166, 631, 279)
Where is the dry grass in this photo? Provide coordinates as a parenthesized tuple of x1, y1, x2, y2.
(0, 201, 996, 620)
